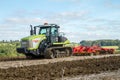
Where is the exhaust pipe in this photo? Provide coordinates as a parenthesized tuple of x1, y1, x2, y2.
(34, 27, 36, 35)
(30, 25, 34, 35)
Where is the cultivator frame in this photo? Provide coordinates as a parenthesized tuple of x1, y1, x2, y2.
(73, 46, 115, 56)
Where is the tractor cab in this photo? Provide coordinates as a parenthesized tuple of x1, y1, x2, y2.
(39, 24, 60, 43)
(30, 23, 67, 45)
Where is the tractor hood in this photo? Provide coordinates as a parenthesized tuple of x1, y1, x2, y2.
(20, 34, 46, 50)
(21, 34, 46, 41)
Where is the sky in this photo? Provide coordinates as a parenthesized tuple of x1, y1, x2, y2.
(0, 0, 120, 42)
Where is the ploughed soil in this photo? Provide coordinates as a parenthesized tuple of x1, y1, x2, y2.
(0, 56, 26, 61)
(0, 56, 120, 80)
(64, 69, 120, 80)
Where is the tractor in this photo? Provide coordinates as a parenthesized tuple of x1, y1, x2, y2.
(17, 23, 72, 59)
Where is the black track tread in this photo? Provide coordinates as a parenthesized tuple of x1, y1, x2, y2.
(45, 47, 72, 59)
(44, 48, 55, 59)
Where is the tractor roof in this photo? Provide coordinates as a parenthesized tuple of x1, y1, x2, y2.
(34, 24, 60, 28)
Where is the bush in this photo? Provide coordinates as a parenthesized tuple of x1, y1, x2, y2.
(0, 42, 23, 57)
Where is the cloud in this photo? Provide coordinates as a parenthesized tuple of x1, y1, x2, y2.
(89, 18, 120, 24)
(5, 17, 45, 25)
(4, 11, 88, 25)
(53, 11, 88, 20)
(0, 30, 29, 40)
(0, 23, 30, 41)
(87, 18, 120, 31)
(1, 9, 120, 42)
(105, 0, 120, 9)
(4, 17, 64, 25)
(107, 20, 120, 26)
(82, 26, 116, 32)
(65, 29, 120, 42)
(60, 21, 120, 42)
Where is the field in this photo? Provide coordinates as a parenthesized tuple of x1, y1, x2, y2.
(102, 46, 118, 49)
(0, 55, 120, 80)
(0, 42, 120, 80)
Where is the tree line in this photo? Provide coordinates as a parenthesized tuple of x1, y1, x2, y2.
(80, 39, 120, 46)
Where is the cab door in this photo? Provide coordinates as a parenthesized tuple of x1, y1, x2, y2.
(50, 27, 59, 43)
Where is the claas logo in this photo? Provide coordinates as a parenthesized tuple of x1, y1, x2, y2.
(32, 40, 39, 43)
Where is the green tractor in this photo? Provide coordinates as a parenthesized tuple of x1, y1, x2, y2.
(17, 23, 72, 59)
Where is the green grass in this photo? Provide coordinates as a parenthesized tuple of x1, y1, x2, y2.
(102, 46, 118, 49)
(0, 42, 23, 57)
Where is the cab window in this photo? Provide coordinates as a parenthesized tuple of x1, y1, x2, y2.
(39, 28, 50, 35)
(51, 27, 58, 35)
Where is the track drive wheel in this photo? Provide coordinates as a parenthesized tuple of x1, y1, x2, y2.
(45, 49, 55, 59)
(55, 50, 60, 58)
(65, 49, 70, 56)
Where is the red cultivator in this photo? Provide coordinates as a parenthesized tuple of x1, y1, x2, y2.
(73, 46, 115, 55)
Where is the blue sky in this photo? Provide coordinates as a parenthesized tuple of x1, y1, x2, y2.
(0, 0, 120, 42)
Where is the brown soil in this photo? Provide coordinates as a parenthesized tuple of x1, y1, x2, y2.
(0, 54, 120, 69)
(0, 56, 120, 80)
(64, 69, 120, 80)
(0, 56, 26, 61)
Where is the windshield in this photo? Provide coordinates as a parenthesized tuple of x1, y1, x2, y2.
(39, 27, 50, 35)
